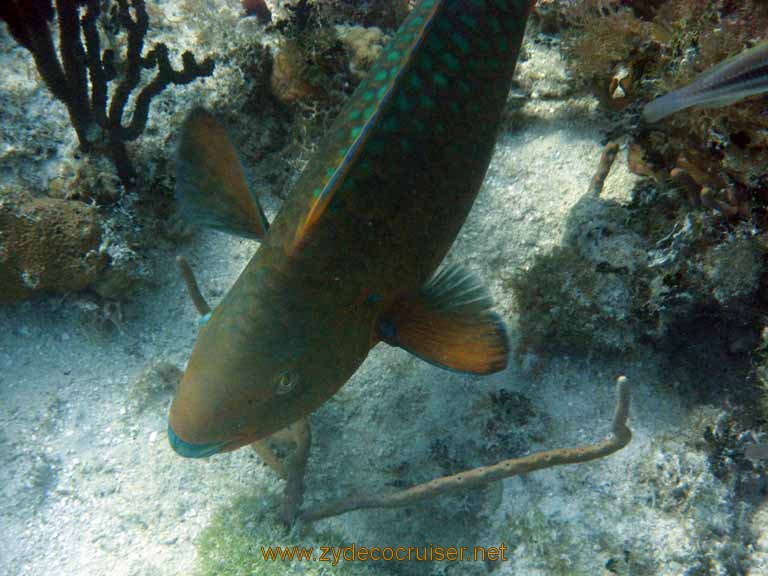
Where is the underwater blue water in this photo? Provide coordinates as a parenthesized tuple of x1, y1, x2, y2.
(1, 1, 767, 575)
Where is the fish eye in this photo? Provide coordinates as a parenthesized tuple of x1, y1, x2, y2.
(275, 370, 298, 395)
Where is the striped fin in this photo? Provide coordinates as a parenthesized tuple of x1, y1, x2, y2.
(643, 40, 768, 123)
(176, 108, 269, 239)
(377, 265, 509, 375)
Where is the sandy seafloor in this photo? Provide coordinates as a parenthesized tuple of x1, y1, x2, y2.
(2, 2, 768, 575)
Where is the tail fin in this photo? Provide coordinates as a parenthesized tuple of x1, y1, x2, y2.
(176, 108, 269, 239)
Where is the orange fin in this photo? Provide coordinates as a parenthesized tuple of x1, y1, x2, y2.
(176, 108, 269, 239)
(377, 266, 509, 375)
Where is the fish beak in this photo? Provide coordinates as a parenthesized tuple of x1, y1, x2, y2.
(167, 422, 229, 459)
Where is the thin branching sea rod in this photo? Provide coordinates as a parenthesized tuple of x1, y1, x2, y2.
(0, 0, 214, 188)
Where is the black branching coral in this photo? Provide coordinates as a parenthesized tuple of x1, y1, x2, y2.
(0, 0, 215, 188)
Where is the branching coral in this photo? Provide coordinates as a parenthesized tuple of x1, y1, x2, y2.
(0, 0, 214, 189)
(562, 1, 652, 91)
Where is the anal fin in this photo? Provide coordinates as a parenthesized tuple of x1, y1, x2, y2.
(176, 108, 269, 239)
(377, 266, 509, 375)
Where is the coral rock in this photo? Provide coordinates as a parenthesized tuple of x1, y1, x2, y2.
(0, 191, 106, 303)
(270, 43, 322, 106)
(336, 25, 387, 80)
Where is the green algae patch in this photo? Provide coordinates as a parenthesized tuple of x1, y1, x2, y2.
(195, 493, 374, 576)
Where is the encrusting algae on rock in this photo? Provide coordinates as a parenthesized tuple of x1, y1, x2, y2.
(508, 2, 768, 365)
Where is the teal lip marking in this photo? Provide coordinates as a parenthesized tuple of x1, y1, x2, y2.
(167, 423, 228, 458)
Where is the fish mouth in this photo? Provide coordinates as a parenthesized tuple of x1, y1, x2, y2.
(167, 423, 230, 458)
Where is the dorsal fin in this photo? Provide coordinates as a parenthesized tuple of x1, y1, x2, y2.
(290, 0, 443, 252)
(176, 108, 269, 239)
(377, 265, 509, 375)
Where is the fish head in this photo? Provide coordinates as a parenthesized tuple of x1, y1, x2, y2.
(167, 266, 336, 458)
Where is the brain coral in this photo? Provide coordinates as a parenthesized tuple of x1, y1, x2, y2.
(0, 191, 106, 303)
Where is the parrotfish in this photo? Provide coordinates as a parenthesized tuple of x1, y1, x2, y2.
(643, 40, 768, 123)
(168, 0, 532, 458)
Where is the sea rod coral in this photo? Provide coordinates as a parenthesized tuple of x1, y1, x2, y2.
(0, 0, 214, 188)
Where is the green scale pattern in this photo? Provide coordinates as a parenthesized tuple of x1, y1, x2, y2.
(293, 0, 529, 214)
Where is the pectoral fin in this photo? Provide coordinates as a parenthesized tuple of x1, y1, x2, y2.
(377, 266, 509, 375)
(176, 108, 269, 239)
